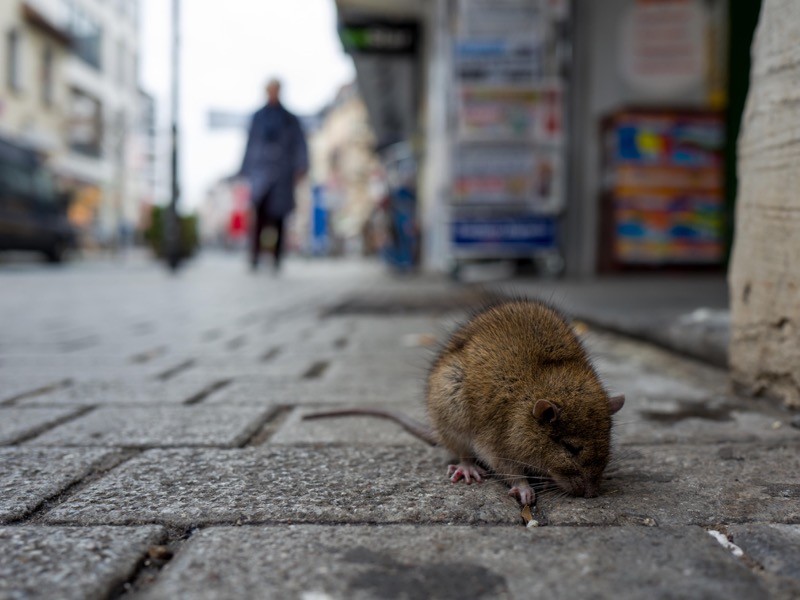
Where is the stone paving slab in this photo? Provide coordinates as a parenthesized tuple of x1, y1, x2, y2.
(141, 525, 765, 600)
(271, 405, 430, 445)
(206, 378, 423, 406)
(729, 524, 800, 581)
(0, 525, 165, 600)
(0, 375, 71, 404)
(0, 447, 115, 523)
(541, 442, 800, 526)
(325, 355, 432, 386)
(17, 375, 224, 406)
(26, 406, 274, 448)
(613, 405, 799, 445)
(44, 447, 517, 526)
(0, 407, 82, 445)
(588, 333, 730, 401)
(1, 363, 187, 386)
(191, 356, 323, 379)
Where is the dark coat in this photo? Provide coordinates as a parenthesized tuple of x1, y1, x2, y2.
(240, 102, 308, 219)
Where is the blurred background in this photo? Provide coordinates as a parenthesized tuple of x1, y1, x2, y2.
(0, 0, 760, 277)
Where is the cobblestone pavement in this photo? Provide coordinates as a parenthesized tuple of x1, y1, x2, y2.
(1, 254, 798, 599)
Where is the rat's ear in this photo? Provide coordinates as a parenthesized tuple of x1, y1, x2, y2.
(533, 399, 559, 424)
(608, 394, 625, 414)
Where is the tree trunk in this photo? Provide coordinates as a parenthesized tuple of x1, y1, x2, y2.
(729, 0, 800, 407)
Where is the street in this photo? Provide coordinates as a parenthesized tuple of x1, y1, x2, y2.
(1, 254, 799, 599)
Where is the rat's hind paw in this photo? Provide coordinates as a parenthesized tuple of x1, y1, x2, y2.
(509, 484, 535, 505)
(447, 462, 486, 484)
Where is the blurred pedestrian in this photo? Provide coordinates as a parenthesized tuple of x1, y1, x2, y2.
(240, 78, 308, 271)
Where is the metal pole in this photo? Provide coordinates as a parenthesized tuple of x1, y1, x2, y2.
(166, 0, 181, 270)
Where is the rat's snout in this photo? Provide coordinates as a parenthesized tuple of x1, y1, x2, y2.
(583, 479, 600, 498)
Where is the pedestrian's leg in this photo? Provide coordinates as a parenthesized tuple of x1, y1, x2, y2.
(250, 200, 265, 269)
(273, 217, 285, 271)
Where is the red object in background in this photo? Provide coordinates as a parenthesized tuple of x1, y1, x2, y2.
(227, 181, 251, 240)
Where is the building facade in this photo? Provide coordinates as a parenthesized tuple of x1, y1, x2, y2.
(0, 0, 149, 246)
(0, 0, 72, 158)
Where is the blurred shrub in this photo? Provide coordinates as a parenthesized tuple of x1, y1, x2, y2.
(144, 206, 199, 259)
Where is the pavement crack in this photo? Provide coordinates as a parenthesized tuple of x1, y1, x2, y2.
(302, 360, 329, 380)
(226, 335, 247, 350)
(154, 359, 196, 382)
(183, 379, 233, 405)
(108, 528, 194, 599)
(5, 405, 95, 445)
(0, 378, 73, 406)
(260, 346, 281, 362)
(241, 406, 292, 446)
(6, 449, 141, 525)
(129, 346, 167, 364)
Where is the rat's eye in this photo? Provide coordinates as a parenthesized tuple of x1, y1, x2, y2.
(562, 441, 582, 456)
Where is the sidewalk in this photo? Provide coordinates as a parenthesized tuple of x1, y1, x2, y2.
(499, 273, 730, 368)
(1, 255, 798, 599)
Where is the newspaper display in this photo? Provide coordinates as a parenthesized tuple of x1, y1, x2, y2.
(450, 0, 568, 257)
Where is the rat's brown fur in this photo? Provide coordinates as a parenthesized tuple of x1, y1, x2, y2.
(427, 298, 620, 500)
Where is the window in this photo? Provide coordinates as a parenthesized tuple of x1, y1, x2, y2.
(42, 45, 54, 106)
(6, 29, 22, 92)
(67, 88, 103, 157)
(117, 39, 125, 86)
(69, 8, 103, 70)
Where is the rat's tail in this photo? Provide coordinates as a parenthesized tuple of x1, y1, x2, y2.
(302, 408, 440, 447)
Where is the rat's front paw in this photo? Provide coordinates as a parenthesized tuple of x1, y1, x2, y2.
(447, 462, 486, 484)
(509, 484, 535, 505)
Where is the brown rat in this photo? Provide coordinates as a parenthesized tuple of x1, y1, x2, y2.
(426, 298, 623, 504)
(305, 298, 624, 505)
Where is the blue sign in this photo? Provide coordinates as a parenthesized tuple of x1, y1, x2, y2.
(452, 216, 557, 251)
(310, 185, 328, 255)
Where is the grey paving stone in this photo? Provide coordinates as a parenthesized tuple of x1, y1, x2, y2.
(0, 407, 82, 445)
(587, 328, 727, 381)
(207, 378, 422, 406)
(191, 355, 319, 379)
(612, 399, 799, 445)
(141, 525, 765, 600)
(18, 375, 225, 406)
(271, 406, 430, 445)
(0, 447, 114, 523)
(325, 355, 431, 386)
(0, 525, 165, 600)
(541, 442, 800, 526)
(0, 375, 71, 403)
(26, 406, 273, 448)
(729, 524, 800, 581)
(44, 447, 518, 526)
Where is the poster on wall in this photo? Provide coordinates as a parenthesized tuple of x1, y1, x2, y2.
(604, 109, 725, 266)
(614, 193, 724, 264)
(619, 0, 708, 96)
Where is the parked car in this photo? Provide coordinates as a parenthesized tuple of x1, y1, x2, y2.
(0, 137, 75, 263)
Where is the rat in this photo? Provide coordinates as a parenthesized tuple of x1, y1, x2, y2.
(304, 298, 624, 505)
